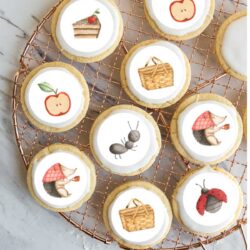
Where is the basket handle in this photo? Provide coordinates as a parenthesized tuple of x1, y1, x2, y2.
(144, 56, 163, 67)
(125, 198, 144, 208)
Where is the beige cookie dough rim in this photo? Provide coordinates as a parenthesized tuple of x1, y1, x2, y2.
(27, 144, 96, 212)
(215, 11, 247, 81)
(51, 0, 124, 63)
(20, 62, 90, 133)
(120, 40, 191, 109)
(170, 93, 243, 165)
(90, 105, 162, 176)
(172, 166, 243, 237)
(144, 0, 215, 41)
(243, 108, 247, 139)
(103, 180, 173, 249)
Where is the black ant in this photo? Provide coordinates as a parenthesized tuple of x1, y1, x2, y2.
(109, 121, 140, 159)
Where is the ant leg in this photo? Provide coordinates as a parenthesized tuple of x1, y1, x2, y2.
(128, 121, 132, 130)
(115, 155, 117, 160)
(119, 154, 122, 159)
(121, 139, 125, 145)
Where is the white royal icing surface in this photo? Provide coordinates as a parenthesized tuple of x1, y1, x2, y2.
(56, 0, 122, 58)
(92, 108, 160, 174)
(25, 67, 85, 128)
(221, 15, 247, 77)
(145, 0, 212, 36)
(108, 187, 170, 246)
(176, 166, 241, 234)
(125, 41, 188, 105)
(32, 150, 91, 209)
(178, 100, 239, 163)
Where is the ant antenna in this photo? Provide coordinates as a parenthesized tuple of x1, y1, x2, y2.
(136, 121, 139, 130)
(196, 183, 203, 189)
(128, 121, 132, 130)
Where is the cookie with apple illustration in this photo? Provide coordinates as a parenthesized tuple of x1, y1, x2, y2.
(144, 0, 215, 40)
(21, 62, 90, 133)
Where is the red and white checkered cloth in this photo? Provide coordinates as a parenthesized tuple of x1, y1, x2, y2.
(43, 163, 65, 183)
(192, 111, 215, 131)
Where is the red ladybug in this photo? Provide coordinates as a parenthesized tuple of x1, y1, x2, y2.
(196, 180, 227, 216)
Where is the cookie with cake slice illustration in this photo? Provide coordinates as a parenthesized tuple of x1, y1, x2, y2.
(170, 93, 243, 165)
(144, 0, 215, 41)
(51, 0, 123, 63)
(172, 166, 243, 236)
(27, 144, 96, 212)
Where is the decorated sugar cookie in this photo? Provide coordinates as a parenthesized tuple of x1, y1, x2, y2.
(121, 40, 191, 108)
(51, 0, 123, 63)
(144, 0, 215, 40)
(103, 181, 172, 249)
(21, 62, 89, 133)
(172, 166, 243, 236)
(90, 105, 161, 176)
(27, 144, 96, 212)
(170, 93, 243, 165)
(215, 11, 247, 81)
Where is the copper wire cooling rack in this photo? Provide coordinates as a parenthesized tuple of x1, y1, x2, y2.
(12, 0, 247, 249)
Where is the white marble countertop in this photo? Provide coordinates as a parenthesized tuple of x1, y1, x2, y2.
(0, 0, 247, 249)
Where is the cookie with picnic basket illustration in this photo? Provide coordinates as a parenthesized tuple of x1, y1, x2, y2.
(170, 93, 243, 165)
(144, 0, 215, 40)
(27, 144, 96, 212)
(215, 11, 247, 81)
(20, 62, 89, 133)
(103, 181, 172, 249)
(51, 0, 123, 63)
(121, 40, 191, 108)
(90, 105, 161, 176)
(172, 166, 243, 236)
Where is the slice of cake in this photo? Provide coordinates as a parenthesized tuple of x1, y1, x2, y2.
(73, 9, 101, 38)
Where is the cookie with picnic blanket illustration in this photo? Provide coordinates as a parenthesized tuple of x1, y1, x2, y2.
(215, 11, 247, 81)
(103, 181, 172, 249)
(172, 166, 243, 236)
(121, 40, 191, 108)
(90, 105, 161, 176)
(27, 144, 96, 212)
(21, 62, 89, 133)
(144, 0, 215, 41)
(51, 0, 123, 63)
(170, 93, 243, 165)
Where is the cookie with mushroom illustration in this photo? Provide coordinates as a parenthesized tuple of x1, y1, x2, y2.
(21, 62, 89, 133)
(51, 0, 123, 63)
(144, 0, 215, 40)
(27, 144, 96, 212)
(90, 105, 161, 176)
(170, 93, 243, 165)
(172, 166, 243, 236)
(103, 181, 173, 249)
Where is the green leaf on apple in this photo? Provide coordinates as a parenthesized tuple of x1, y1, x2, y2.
(38, 82, 57, 94)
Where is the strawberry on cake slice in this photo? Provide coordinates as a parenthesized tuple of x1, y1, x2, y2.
(73, 9, 101, 38)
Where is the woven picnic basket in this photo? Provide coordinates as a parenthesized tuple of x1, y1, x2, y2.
(138, 56, 173, 90)
(119, 199, 155, 232)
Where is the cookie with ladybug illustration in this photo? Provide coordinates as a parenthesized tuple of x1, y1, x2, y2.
(144, 0, 215, 41)
(170, 93, 243, 165)
(21, 62, 89, 133)
(27, 144, 96, 212)
(51, 0, 123, 63)
(172, 166, 243, 236)
(90, 105, 161, 176)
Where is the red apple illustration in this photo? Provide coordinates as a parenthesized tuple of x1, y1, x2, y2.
(38, 82, 71, 117)
(170, 0, 196, 22)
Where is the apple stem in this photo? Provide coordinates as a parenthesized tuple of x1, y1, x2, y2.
(54, 88, 58, 95)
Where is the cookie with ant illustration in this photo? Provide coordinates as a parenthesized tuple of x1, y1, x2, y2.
(172, 166, 243, 236)
(170, 93, 243, 165)
(27, 144, 96, 212)
(144, 0, 215, 41)
(90, 105, 162, 176)
(20, 62, 89, 133)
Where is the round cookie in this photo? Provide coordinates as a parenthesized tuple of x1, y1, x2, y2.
(243, 108, 247, 139)
(144, 0, 215, 41)
(172, 166, 243, 236)
(215, 11, 247, 81)
(103, 181, 173, 249)
(51, 0, 123, 63)
(170, 93, 243, 165)
(21, 62, 89, 133)
(27, 144, 96, 212)
(90, 105, 161, 176)
(121, 40, 191, 108)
